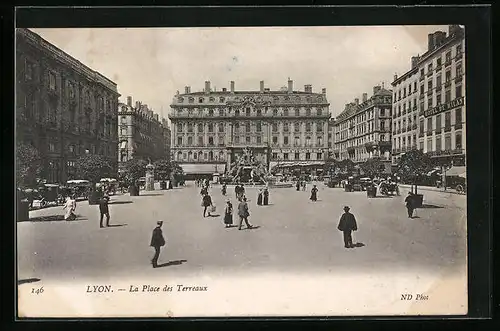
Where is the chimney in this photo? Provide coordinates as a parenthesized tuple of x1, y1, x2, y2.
(354, 98, 359, 105)
(222, 87, 227, 92)
(322, 88, 326, 95)
(288, 78, 293, 93)
(428, 33, 435, 51)
(126, 96, 132, 107)
(230, 81, 235, 93)
(434, 31, 446, 47)
(362, 93, 368, 102)
(373, 86, 381, 95)
(205, 81, 211, 94)
(264, 88, 270, 92)
(135, 101, 141, 110)
(393, 74, 398, 82)
(185, 86, 191, 94)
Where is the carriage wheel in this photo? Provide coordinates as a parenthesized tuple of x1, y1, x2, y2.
(456, 184, 464, 193)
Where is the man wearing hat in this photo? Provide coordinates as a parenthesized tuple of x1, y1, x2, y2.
(150, 221, 166, 268)
(99, 195, 110, 228)
(337, 206, 358, 248)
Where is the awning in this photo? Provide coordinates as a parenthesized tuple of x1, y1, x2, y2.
(180, 163, 225, 174)
(445, 166, 466, 178)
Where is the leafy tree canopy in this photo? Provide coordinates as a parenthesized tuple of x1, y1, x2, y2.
(16, 143, 42, 187)
(75, 154, 113, 183)
(397, 149, 435, 183)
(360, 157, 385, 178)
(123, 158, 147, 183)
(338, 159, 355, 172)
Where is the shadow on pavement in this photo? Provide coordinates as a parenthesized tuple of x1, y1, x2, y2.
(109, 201, 133, 205)
(18, 278, 41, 285)
(225, 225, 239, 228)
(20, 215, 87, 223)
(420, 204, 444, 209)
(208, 214, 221, 218)
(371, 195, 394, 199)
(353, 243, 365, 248)
(107, 223, 128, 227)
(157, 259, 187, 268)
(137, 193, 164, 197)
(242, 225, 261, 231)
(410, 216, 421, 219)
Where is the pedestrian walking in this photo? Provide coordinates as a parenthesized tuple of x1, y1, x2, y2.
(221, 183, 227, 196)
(337, 206, 358, 248)
(302, 180, 306, 191)
(200, 186, 208, 196)
(257, 188, 263, 206)
(263, 187, 270, 205)
(296, 180, 301, 191)
(99, 195, 110, 228)
(235, 184, 241, 199)
(63, 195, 77, 221)
(223, 199, 233, 228)
(150, 220, 166, 268)
(405, 192, 415, 218)
(240, 184, 245, 199)
(202, 192, 213, 217)
(310, 184, 318, 201)
(237, 197, 253, 230)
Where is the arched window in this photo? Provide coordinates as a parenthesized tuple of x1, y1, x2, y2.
(177, 151, 183, 161)
(294, 122, 300, 132)
(295, 108, 300, 116)
(306, 136, 311, 147)
(219, 108, 224, 117)
(198, 123, 203, 132)
(208, 109, 214, 116)
(283, 108, 289, 116)
(209, 151, 214, 160)
(235, 109, 240, 116)
(455, 131, 462, 150)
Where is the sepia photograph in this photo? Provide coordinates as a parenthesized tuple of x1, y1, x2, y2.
(16, 23, 469, 317)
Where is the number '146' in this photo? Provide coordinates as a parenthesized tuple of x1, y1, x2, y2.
(31, 287, 44, 295)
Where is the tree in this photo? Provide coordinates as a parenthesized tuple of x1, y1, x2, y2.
(324, 157, 338, 175)
(16, 143, 42, 187)
(153, 159, 172, 181)
(397, 149, 435, 194)
(123, 158, 147, 185)
(360, 157, 384, 178)
(338, 159, 355, 173)
(75, 154, 113, 184)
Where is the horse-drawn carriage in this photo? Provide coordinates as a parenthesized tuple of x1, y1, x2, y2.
(378, 180, 400, 196)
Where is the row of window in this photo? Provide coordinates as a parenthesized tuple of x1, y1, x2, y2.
(176, 107, 325, 117)
(393, 43, 463, 101)
(175, 150, 226, 162)
(336, 108, 389, 130)
(176, 135, 325, 147)
(419, 108, 463, 134)
(176, 121, 325, 133)
(421, 132, 463, 152)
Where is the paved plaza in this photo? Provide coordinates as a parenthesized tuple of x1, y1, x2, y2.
(17, 182, 467, 283)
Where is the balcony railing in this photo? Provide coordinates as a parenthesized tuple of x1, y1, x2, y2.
(455, 122, 463, 129)
(418, 110, 424, 116)
(427, 89, 433, 96)
(419, 132, 424, 138)
(419, 76, 424, 81)
(436, 128, 441, 134)
(407, 125, 412, 132)
(427, 130, 432, 135)
(436, 85, 442, 92)
(393, 130, 397, 135)
(413, 106, 417, 112)
(436, 65, 442, 72)
(445, 59, 452, 67)
(412, 124, 418, 130)
(427, 70, 433, 77)
(402, 127, 407, 133)
(445, 80, 451, 88)
(455, 75, 463, 83)
(419, 94, 425, 99)
(444, 125, 451, 132)
(455, 52, 463, 60)
(397, 129, 401, 134)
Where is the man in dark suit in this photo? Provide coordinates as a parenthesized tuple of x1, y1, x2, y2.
(237, 197, 253, 230)
(405, 192, 415, 218)
(150, 221, 166, 268)
(337, 206, 358, 248)
(99, 195, 110, 228)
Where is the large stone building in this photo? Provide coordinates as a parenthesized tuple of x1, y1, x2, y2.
(168, 79, 331, 178)
(391, 25, 465, 167)
(333, 85, 393, 172)
(417, 25, 465, 166)
(161, 118, 171, 163)
(391, 57, 420, 164)
(118, 96, 170, 168)
(16, 28, 120, 184)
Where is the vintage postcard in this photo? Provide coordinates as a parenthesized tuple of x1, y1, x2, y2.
(16, 25, 467, 317)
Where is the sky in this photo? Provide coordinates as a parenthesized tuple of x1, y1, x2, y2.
(31, 26, 448, 122)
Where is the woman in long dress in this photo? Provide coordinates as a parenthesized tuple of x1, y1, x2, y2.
(223, 200, 233, 228)
(310, 185, 318, 202)
(63, 195, 76, 221)
(257, 188, 263, 206)
(263, 187, 269, 205)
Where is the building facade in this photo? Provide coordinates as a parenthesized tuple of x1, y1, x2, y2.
(391, 57, 420, 164)
(118, 96, 170, 168)
(417, 25, 465, 166)
(161, 118, 171, 163)
(168, 79, 331, 177)
(333, 85, 393, 171)
(16, 28, 120, 184)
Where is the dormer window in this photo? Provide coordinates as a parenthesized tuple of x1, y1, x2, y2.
(219, 97, 225, 102)
(188, 97, 194, 103)
(199, 97, 204, 103)
(209, 97, 215, 102)
(178, 97, 184, 103)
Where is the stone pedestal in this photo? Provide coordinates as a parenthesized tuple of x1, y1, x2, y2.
(145, 163, 155, 191)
